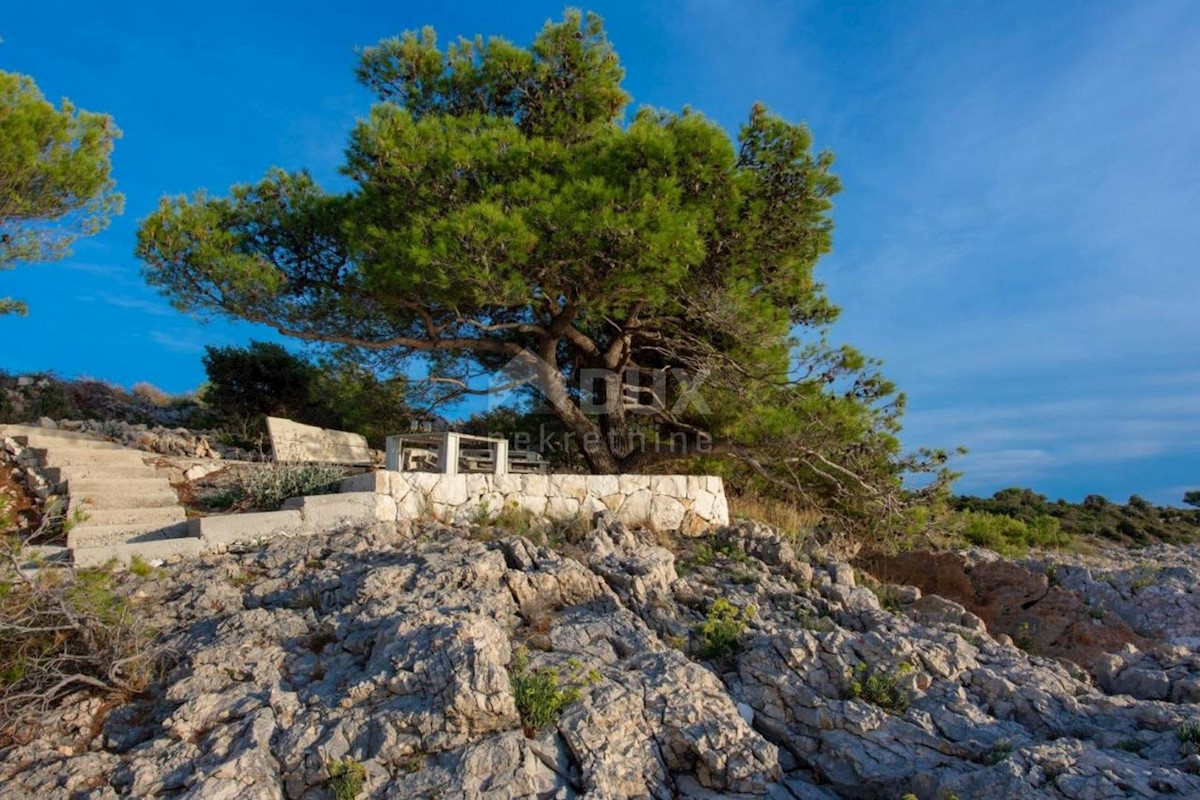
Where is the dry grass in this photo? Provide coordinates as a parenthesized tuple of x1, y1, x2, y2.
(727, 492, 822, 539)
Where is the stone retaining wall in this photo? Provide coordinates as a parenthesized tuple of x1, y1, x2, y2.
(341, 471, 729, 533)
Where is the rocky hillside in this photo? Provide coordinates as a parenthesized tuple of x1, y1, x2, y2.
(4, 516, 1200, 799)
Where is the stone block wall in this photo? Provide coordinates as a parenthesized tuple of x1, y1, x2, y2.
(340, 471, 729, 533)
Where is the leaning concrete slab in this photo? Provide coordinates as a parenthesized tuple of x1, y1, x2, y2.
(266, 417, 373, 466)
(191, 509, 306, 549)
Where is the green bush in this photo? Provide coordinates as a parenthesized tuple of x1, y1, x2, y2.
(0, 539, 159, 732)
(240, 463, 349, 511)
(1178, 721, 1200, 744)
(845, 662, 910, 713)
(508, 647, 597, 733)
(957, 510, 1064, 555)
(325, 757, 366, 800)
(694, 597, 755, 658)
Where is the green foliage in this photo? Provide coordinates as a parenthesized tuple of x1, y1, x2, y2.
(469, 501, 538, 534)
(694, 597, 755, 659)
(135, 10, 948, 538)
(0, 541, 157, 731)
(845, 662, 910, 713)
(1116, 738, 1147, 755)
(508, 647, 597, 733)
(0, 70, 122, 315)
(325, 757, 366, 800)
(1177, 721, 1200, 744)
(128, 555, 155, 578)
(1184, 490, 1200, 509)
(957, 510, 1064, 555)
(239, 463, 348, 511)
(984, 738, 1013, 765)
(201, 341, 334, 432)
(201, 341, 411, 447)
(952, 487, 1200, 547)
(796, 609, 836, 633)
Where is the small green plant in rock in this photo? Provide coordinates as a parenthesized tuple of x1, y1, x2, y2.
(1013, 622, 1036, 653)
(325, 756, 366, 800)
(1116, 738, 1146, 755)
(846, 662, 910, 713)
(509, 647, 598, 734)
(127, 554, 155, 578)
(694, 597, 755, 658)
(984, 738, 1012, 764)
(1178, 721, 1200, 744)
(730, 569, 758, 585)
(796, 609, 836, 633)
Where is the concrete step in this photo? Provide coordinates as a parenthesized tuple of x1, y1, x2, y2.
(69, 491, 180, 512)
(65, 477, 175, 495)
(14, 434, 126, 450)
(72, 535, 202, 567)
(67, 521, 191, 550)
(16, 544, 71, 567)
(46, 464, 162, 483)
(0, 425, 103, 442)
(33, 447, 149, 467)
(71, 506, 186, 529)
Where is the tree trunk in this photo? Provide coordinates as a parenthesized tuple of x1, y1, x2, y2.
(534, 358, 621, 474)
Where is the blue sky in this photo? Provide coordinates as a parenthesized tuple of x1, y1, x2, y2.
(2, 1, 1197, 505)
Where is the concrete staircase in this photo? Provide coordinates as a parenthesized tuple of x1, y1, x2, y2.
(1, 424, 200, 566)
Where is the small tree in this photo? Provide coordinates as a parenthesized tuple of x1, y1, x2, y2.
(201, 341, 335, 432)
(0, 70, 122, 315)
(1184, 490, 1200, 509)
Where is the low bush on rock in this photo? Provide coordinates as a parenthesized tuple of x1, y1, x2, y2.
(845, 662, 911, 713)
(194, 463, 351, 513)
(1178, 721, 1200, 744)
(241, 463, 348, 510)
(325, 757, 366, 800)
(694, 597, 755, 659)
(0, 537, 160, 735)
(508, 647, 597, 734)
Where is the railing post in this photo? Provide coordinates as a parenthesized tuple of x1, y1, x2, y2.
(493, 439, 509, 476)
(439, 432, 460, 475)
(385, 436, 403, 471)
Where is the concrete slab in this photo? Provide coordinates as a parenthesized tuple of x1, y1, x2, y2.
(283, 491, 394, 528)
(72, 536, 202, 567)
(339, 471, 391, 494)
(45, 465, 161, 483)
(192, 509, 306, 549)
(65, 477, 175, 495)
(71, 506, 186, 528)
(68, 521, 191, 549)
(266, 416, 373, 466)
(68, 491, 179, 512)
(34, 448, 149, 467)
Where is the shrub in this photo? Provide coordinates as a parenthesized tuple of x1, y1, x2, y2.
(508, 647, 597, 734)
(325, 757, 366, 800)
(1178, 721, 1200, 744)
(240, 463, 349, 511)
(694, 597, 755, 659)
(202, 341, 334, 429)
(0, 539, 159, 733)
(985, 738, 1013, 764)
(726, 492, 821, 538)
(130, 381, 172, 407)
(845, 662, 910, 713)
